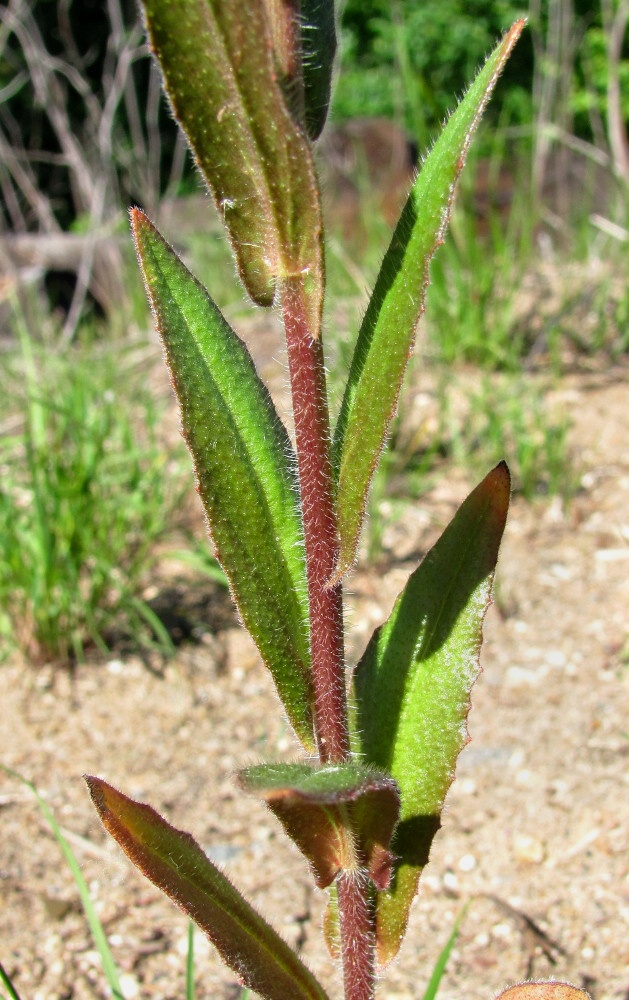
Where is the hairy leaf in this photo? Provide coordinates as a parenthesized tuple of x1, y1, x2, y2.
(301, 0, 337, 139)
(141, 0, 324, 331)
(86, 777, 329, 1000)
(352, 463, 510, 964)
(332, 21, 525, 580)
(262, 0, 304, 125)
(132, 210, 314, 750)
(238, 762, 399, 889)
(259, 0, 336, 139)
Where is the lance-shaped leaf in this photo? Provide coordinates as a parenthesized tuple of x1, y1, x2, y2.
(238, 762, 400, 889)
(141, 0, 324, 333)
(86, 777, 329, 1000)
(332, 21, 525, 581)
(352, 463, 510, 964)
(132, 210, 314, 751)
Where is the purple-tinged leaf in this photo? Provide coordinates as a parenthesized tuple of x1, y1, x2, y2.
(238, 762, 399, 889)
(132, 210, 314, 751)
(352, 463, 510, 964)
(332, 22, 525, 581)
(85, 777, 330, 1000)
(141, 0, 324, 333)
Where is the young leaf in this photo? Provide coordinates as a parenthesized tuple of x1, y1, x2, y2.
(86, 777, 330, 1000)
(141, 0, 324, 333)
(332, 21, 525, 581)
(238, 762, 400, 889)
(352, 463, 510, 964)
(132, 210, 314, 751)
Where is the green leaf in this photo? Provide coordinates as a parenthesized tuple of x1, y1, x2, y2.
(238, 762, 399, 889)
(301, 0, 337, 139)
(332, 21, 525, 580)
(141, 0, 324, 332)
(132, 210, 314, 751)
(352, 463, 511, 964)
(86, 777, 330, 1000)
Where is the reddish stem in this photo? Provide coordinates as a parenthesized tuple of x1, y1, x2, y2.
(282, 276, 349, 764)
(283, 277, 376, 999)
(337, 872, 376, 1000)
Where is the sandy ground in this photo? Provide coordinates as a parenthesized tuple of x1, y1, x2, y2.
(1, 332, 628, 1000)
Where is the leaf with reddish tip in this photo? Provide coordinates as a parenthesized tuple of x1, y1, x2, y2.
(86, 778, 329, 1000)
(332, 21, 525, 581)
(132, 209, 314, 751)
(496, 986, 591, 1000)
(352, 463, 511, 964)
(141, 0, 324, 331)
(238, 762, 400, 890)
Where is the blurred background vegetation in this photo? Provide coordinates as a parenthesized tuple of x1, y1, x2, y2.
(0, 0, 627, 663)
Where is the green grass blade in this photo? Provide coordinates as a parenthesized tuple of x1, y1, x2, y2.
(352, 464, 510, 964)
(128, 596, 176, 654)
(0, 961, 22, 1000)
(133, 210, 315, 751)
(186, 921, 195, 1000)
(172, 547, 229, 587)
(422, 905, 468, 1000)
(1, 767, 125, 1000)
(87, 777, 330, 1000)
(332, 21, 525, 581)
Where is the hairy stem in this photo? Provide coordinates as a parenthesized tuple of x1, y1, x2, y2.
(282, 275, 349, 764)
(337, 872, 376, 1000)
(283, 275, 376, 998)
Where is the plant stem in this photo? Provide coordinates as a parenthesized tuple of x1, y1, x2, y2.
(283, 276, 376, 998)
(282, 275, 349, 765)
(337, 872, 376, 1000)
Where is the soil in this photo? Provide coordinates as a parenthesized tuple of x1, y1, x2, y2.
(2, 321, 629, 1000)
